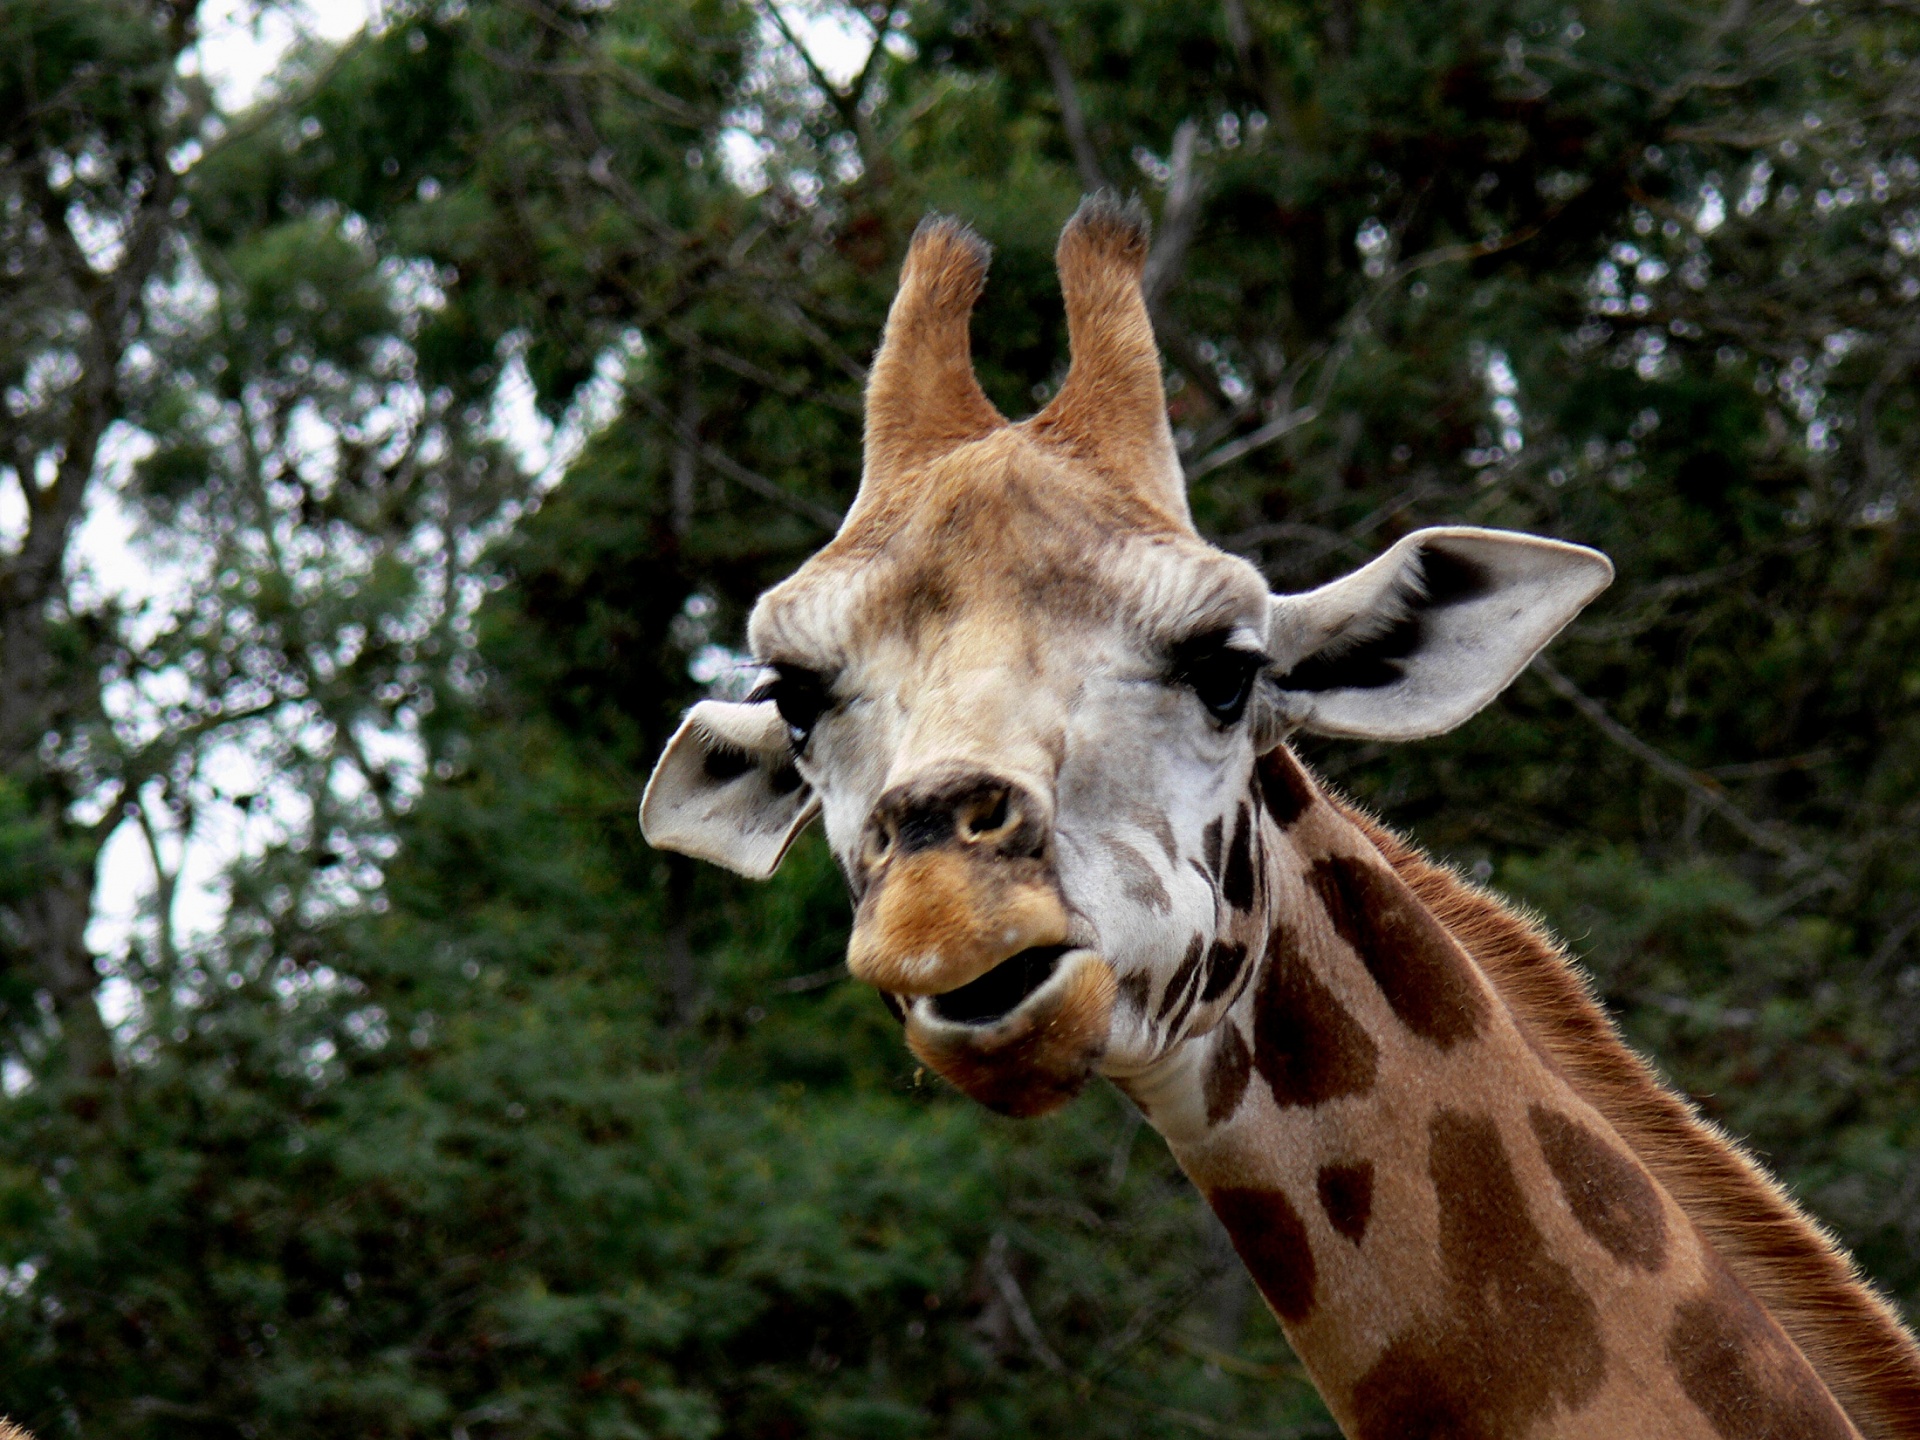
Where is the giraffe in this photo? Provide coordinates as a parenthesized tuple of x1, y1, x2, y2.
(641, 196, 1920, 1440)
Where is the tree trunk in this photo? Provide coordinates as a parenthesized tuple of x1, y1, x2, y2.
(19, 868, 117, 1087)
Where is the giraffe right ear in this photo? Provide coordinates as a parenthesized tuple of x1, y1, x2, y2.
(1265, 527, 1613, 742)
(641, 701, 819, 879)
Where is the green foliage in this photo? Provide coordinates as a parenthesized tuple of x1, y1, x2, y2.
(1, 0, 1918, 1434)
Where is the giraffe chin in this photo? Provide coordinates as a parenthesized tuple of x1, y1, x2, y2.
(903, 949, 1116, 1119)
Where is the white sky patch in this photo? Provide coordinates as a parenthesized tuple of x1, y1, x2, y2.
(0, 471, 24, 552)
(488, 329, 646, 490)
(1487, 350, 1523, 454)
(88, 755, 286, 971)
(1696, 184, 1726, 235)
(780, 1, 874, 87)
(487, 344, 553, 477)
(674, 593, 759, 700)
(187, 0, 376, 112)
(721, 4, 880, 192)
(67, 423, 164, 615)
(1464, 345, 1525, 470)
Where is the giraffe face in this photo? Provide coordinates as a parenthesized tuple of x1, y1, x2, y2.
(640, 200, 1613, 1117)
(736, 431, 1279, 1112)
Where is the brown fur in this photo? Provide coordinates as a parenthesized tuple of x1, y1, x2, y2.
(1348, 1109, 1607, 1440)
(1306, 854, 1488, 1048)
(1209, 1183, 1319, 1322)
(838, 196, 1190, 562)
(1336, 797, 1920, 1440)
(0, 1423, 32, 1440)
(1157, 935, 1207, 1023)
(1257, 745, 1318, 828)
(810, 425, 1191, 638)
(1251, 910, 1380, 1107)
(1669, 1252, 1859, 1440)
(1200, 938, 1249, 1003)
(1529, 1102, 1670, 1272)
(1204, 1019, 1253, 1124)
(1316, 1161, 1376, 1244)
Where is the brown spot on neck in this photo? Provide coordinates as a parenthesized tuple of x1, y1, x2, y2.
(1203, 1022, 1252, 1125)
(1201, 816, 1224, 879)
(1156, 934, 1206, 1026)
(1208, 1184, 1317, 1323)
(1348, 1109, 1604, 1439)
(1307, 854, 1487, 1048)
(1529, 1103, 1669, 1272)
(1199, 939, 1248, 1004)
(1667, 1253, 1857, 1440)
(1256, 745, 1318, 828)
(1251, 917, 1378, 1108)
(1316, 1162, 1374, 1244)
(1221, 802, 1256, 911)
(1337, 799, 1920, 1436)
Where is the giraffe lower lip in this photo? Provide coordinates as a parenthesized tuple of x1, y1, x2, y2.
(929, 945, 1073, 1025)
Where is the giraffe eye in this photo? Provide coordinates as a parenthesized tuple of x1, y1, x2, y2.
(1172, 637, 1264, 725)
(752, 664, 832, 747)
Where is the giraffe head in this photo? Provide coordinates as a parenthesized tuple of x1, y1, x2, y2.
(642, 197, 1612, 1117)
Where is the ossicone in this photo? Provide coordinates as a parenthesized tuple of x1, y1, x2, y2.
(1026, 192, 1188, 525)
(856, 214, 1006, 505)
(853, 197, 1193, 531)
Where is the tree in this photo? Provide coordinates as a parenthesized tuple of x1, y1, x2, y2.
(0, 0, 1916, 1434)
(1, 0, 532, 1092)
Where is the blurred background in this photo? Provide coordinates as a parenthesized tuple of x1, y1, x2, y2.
(2, 0, 1918, 1434)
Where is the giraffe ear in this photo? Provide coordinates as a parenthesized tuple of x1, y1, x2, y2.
(1265, 527, 1613, 742)
(641, 700, 819, 879)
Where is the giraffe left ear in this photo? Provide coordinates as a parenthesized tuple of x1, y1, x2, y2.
(641, 700, 820, 879)
(1265, 527, 1613, 742)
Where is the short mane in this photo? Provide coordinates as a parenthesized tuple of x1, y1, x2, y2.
(1336, 798, 1920, 1440)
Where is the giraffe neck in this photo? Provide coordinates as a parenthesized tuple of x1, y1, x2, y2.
(1115, 748, 1860, 1440)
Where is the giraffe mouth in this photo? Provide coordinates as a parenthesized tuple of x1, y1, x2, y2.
(902, 949, 1117, 1119)
(928, 944, 1073, 1025)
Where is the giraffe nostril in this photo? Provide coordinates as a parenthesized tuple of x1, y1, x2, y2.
(869, 773, 1042, 858)
(964, 789, 1012, 840)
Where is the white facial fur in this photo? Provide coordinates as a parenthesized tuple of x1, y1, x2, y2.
(744, 532, 1275, 1072)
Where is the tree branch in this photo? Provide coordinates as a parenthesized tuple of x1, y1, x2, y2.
(1183, 215, 1551, 484)
(1030, 18, 1107, 194)
(1142, 119, 1204, 311)
(983, 1232, 1067, 1373)
(1531, 656, 1844, 891)
(130, 792, 182, 975)
(761, 1, 859, 131)
(627, 384, 845, 531)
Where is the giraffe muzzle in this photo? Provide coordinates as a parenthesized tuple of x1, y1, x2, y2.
(844, 770, 1114, 1114)
(845, 772, 1070, 996)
